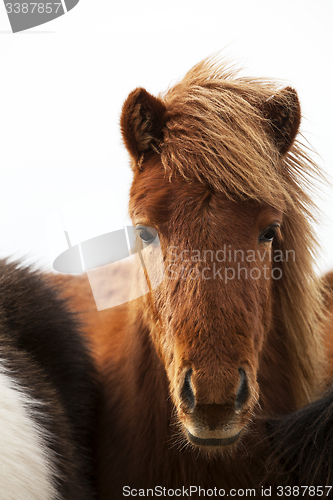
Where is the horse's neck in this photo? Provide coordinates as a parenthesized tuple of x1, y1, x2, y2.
(98, 307, 188, 485)
(127, 311, 169, 408)
(258, 321, 301, 414)
(117, 307, 172, 438)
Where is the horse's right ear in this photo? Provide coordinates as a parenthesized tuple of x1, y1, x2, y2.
(120, 88, 166, 169)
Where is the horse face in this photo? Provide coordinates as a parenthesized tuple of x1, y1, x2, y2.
(122, 74, 300, 450)
(129, 160, 283, 449)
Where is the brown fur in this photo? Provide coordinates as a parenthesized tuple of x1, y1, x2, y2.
(53, 57, 331, 498)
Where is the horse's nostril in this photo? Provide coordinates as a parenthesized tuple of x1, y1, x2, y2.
(235, 368, 249, 411)
(180, 368, 195, 410)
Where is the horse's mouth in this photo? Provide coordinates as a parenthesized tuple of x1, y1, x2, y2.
(186, 430, 241, 447)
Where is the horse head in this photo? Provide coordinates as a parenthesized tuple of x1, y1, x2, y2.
(120, 60, 303, 450)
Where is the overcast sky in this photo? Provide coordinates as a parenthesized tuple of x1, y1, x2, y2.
(0, 0, 332, 274)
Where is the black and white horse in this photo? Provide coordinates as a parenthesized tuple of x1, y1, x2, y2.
(0, 259, 98, 500)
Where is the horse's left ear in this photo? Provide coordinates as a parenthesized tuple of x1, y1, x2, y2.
(120, 87, 166, 169)
(261, 87, 301, 156)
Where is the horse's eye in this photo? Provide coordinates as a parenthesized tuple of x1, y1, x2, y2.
(259, 224, 280, 243)
(136, 226, 158, 244)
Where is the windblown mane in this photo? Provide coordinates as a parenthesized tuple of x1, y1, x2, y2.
(157, 58, 325, 406)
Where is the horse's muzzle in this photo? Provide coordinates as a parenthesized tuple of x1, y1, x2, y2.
(178, 367, 251, 447)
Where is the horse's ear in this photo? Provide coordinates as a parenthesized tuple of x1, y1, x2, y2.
(120, 87, 166, 168)
(261, 87, 301, 156)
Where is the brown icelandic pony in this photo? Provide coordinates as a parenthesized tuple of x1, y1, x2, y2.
(53, 58, 333, 497)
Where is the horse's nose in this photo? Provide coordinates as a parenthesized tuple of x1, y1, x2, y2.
(180, 367, 249, 413)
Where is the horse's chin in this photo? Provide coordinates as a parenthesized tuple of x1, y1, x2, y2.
(186, 429, 242, 449)
(175, 403, 252, 452)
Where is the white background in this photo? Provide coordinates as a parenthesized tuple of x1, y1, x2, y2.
(0, 0, 332, 273)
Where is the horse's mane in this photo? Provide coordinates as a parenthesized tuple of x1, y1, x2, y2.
(157, 57, 326, 406)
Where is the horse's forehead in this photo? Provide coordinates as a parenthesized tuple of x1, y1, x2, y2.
(130, 158, 281, 231)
